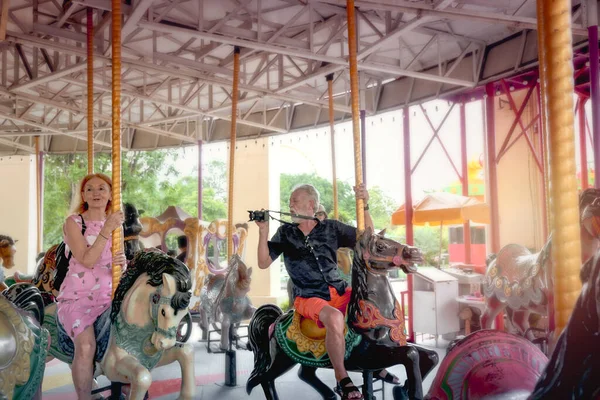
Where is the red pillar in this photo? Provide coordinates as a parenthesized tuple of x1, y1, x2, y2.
(403, 106, 415, 342)
(579, 97, 589, 190)
(460, 102, 472, 264)
(485, 83, 504, 331)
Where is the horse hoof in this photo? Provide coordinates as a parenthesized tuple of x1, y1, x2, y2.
(392, 385, 409, 400)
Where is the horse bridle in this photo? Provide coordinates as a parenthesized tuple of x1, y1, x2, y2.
(362, 238, 406, 271)
(149, 285, 178, 340)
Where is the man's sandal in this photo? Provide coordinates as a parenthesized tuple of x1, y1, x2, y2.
(373, 369, 400, 384)
(337, 377, 363, 400)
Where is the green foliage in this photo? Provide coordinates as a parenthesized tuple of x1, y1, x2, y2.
(43, 152, 228, 250)
(385, 224, 449, 266)
(279, 173, 396, 229)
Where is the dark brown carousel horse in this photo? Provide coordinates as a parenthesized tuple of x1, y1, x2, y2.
(425, 249, 600, 400)
(247, 227, 439, 400)
(481, 188, 600, 340)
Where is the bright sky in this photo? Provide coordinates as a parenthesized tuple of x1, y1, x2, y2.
(175, 98, 486, 209)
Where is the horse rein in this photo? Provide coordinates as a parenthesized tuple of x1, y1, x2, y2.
(149, 285, 178, 340)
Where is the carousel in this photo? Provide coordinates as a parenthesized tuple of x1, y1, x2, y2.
(1, 0, 599, 399)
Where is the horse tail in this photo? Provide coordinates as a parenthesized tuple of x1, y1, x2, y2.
(246, 304, 282, 395)
(3, 283, 45, 325)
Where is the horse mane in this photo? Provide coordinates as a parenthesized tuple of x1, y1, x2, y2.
(348, 232, 369, 325)
(0, 234, 15, 247)
(110, 249, 192, 322)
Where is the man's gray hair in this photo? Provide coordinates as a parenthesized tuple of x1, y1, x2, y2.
(291, 184, 320, 211)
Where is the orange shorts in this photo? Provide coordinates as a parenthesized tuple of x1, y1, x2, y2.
(294, 286, 352, 326)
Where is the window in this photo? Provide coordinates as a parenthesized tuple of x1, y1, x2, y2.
(470, 227, 486, 244)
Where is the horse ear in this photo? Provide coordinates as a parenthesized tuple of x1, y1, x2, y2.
(378, 228, 386, 237)
(247, 267, 253, 277)
(359, 226, 372, 247)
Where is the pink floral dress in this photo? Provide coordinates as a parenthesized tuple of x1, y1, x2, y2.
(56, 215, 113, 339)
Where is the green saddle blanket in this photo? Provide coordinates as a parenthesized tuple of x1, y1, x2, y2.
(274, 310, 361, 368)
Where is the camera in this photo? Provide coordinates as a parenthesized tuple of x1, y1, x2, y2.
(248, 210, 269, 222)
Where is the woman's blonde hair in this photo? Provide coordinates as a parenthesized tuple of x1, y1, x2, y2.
(72, 173, 113, 214)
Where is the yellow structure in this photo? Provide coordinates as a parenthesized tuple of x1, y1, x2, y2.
(0, 156, 38, 274)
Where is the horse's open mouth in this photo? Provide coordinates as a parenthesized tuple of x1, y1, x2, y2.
(402, 264, 418, 274)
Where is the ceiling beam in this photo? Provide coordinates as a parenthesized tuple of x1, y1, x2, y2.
(122, 0, 155, 37)
(0, 112, 114, 148)
(140, 22, 475, 87)
(10, 62, 88, 91)
(0, 137, 35, 152)
(317, 0, 588, 36)
(8, 32, 353, 113)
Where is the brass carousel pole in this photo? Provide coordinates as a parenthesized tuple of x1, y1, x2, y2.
(537, 0, 581, 337)
(87, 6, 94, 174)
(346, 0, 364, 232)
(225, 45, 241, 388)
(35, 136, 41, 253)
(227, 46, 240, 261)
(111, 0, 123, 298)
(327, 73, 339, 220)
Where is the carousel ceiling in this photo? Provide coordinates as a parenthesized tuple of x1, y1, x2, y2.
(0, 0, 592, 154)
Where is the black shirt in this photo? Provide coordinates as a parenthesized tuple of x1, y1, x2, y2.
(176, 251, 186, 263)
(268, 219, 357, 300)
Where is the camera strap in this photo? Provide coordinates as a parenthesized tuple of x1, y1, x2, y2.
(266, 210, 319, 226)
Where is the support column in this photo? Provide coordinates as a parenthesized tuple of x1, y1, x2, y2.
(588, 0, 600, 188)
(459, 103, 471, 264)
(579, 97, 589, 190)
(485, 83, 503, 331)
(403, 107, 414, 343)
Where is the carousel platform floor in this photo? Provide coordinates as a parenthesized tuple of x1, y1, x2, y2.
(41, 325, 446, 399)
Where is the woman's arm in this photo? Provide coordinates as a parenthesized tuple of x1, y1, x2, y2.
(64, 217, 110, 268)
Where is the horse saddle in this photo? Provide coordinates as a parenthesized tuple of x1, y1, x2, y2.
(273, 310, 361, 368)
(44, 305, 111, 364)
(484, 244, 546, 309)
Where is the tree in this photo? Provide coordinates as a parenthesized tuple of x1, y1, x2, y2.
(279, 173, 397, 229)
(42, 151, 228, 249)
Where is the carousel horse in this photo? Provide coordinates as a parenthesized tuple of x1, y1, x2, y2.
(481, 188, 600, 340)
(0, 234, 17, 292)
(0, 284, 49, 400)
(425, 249, 600, 400)
(42, 250, 195, 400)
(247, 227, 439, 400)
(199, 254, 255, 351)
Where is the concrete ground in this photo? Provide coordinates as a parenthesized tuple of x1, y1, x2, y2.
(42, 321, 447, 400)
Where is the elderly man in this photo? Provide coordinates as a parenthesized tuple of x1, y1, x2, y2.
(256, 183, 398, 400)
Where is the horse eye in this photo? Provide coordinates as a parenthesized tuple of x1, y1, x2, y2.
(161, 309, 166, 317)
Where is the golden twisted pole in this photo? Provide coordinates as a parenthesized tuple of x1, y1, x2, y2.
(327, 73, 339, 220)
(346, 0, 364, 232)
(227, 46, 240, 260)
(35, 135, 41, 252)
(538, 0, 582, 336)
(87, 7, 94, 174)
(111, 0, 123, 298)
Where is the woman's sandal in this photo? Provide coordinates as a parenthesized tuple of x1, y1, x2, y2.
(337, 376, 364, 400)
(373, 369, 400, 384)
